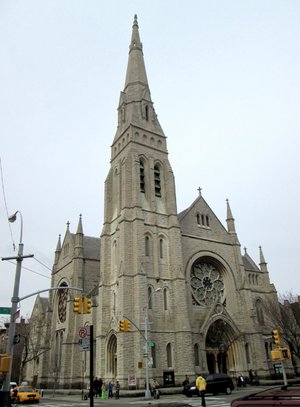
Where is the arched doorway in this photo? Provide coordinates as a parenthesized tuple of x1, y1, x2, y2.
(206, 319, 235, 374)
(107, 334, 117, 378)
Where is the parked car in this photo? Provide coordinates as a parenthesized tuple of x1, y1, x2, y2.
(183, 373, 234, 396)
(231, 385, 300, 406)
(10, 386, 40, 404)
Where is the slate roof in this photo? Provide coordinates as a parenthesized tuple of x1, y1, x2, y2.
(83, 236, 100, 260)
(242, 253, 260, 272)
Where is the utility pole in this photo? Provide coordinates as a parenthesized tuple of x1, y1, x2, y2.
(1, 211, 33, 407)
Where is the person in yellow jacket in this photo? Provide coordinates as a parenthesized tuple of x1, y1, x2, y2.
(196, 374, 207, 407)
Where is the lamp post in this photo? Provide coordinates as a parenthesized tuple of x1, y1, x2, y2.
(144, 287, 161, 399)
(1, 211, 34, 399)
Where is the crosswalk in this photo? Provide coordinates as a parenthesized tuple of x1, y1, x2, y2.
(26, 395, 231, 407)
(129, 395, 231, 406)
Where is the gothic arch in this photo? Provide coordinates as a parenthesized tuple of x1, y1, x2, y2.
(205, 318, 237, 374)
(106, 333, 117, 378)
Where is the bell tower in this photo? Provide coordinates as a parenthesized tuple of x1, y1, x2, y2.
(96, 15, 193, 386)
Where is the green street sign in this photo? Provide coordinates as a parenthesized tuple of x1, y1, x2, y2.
(0, 307, 11, 315)
(147, 341, 155, 347)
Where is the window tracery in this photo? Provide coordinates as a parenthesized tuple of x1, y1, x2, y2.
(191, 261, 224, 306)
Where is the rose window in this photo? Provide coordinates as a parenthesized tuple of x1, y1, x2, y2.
(191, 261, 224, 305)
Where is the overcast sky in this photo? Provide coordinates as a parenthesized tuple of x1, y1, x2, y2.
(0, 0, 299, 322)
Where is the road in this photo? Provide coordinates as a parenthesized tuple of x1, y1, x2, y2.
(41, 386, 263, 407)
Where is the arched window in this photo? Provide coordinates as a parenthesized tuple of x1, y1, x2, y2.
(154, 165, 161, 197)
(197, 214, 200, 225)
(163, 288, 168, 310)
(201, 214, 204, 225)
(166, 343, 173, 368)
(245, 343, 251, 364)
(145, 236, 150, 257)
(206, 215, 210, 227)
(256, 299, 265, 325)
(159, 238, 163, 259)
(194, 343, 200, 366)
(145, 105, 149, 121)
(148, 287, 153, 309)
(140, 160, 145, 193)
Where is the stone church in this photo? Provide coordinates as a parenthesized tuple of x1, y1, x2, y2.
(25, 15, 292, 390)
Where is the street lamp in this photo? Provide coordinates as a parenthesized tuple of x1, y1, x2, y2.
(1, 211, 34, 400)
(144, 287, 161, 399)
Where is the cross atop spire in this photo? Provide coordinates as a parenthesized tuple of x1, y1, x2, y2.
(197, 186, 202, 196)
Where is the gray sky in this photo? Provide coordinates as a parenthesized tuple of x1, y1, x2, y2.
(1, 0, 299, 321)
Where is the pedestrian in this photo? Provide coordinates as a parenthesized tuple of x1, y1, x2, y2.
(101, 382, 107, 399)
(182, 375, 189, 386)
(249, 369, 254, 385)
(115, 381, 120, 399)
(108, 382, 113, 398)
(93, 377, 98, 397)
(97, 377, 103, 398)
(196, 374, 207, 407)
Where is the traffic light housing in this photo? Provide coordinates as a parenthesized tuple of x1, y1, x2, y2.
(83, 297, 92, 314)
(0, 354, 11, 373)
(125, 320, 131, 331)
(272, 329, 281, 347)
(119, 320, 126, 332)
(73, 296, 82, 314)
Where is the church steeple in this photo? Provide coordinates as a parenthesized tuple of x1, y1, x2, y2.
(113, 15, 164, 144)
(124, 14, 149, 91)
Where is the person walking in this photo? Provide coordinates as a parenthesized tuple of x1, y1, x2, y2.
(101, 382, 107, 399)
(196, 374, 207, 407)
(108, 382, 113, 399)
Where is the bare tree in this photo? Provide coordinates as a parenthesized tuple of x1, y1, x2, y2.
(19, 314, 51, 385)
(265, 291, 300, 360)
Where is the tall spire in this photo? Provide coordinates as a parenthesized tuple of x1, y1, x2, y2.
(113, 15, 164, 143)
(124, 14, 149, 91)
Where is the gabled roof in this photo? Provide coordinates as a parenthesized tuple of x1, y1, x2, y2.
(242, 252, 260, 272)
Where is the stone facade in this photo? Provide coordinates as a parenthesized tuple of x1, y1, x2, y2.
(24, 15, 296, 390)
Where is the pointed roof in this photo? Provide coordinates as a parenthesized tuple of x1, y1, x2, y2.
(55, 234, 62, 252)
(226, 199, 235, 230)
(259, 245, 267, 265)
(76, 214, 83, 235)
(113, 15, 164, 143)
(242, 248, 260, 272)
(124, 15, 149, 92)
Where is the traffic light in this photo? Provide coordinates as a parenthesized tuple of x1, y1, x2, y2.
(73, 296, 82, 314)
(124, 320, 131, 332)
(119, 320, 126, 332)
(83, 296, 92, 314)
(272, 329, 281, 347)
(0, 354, 11, 373)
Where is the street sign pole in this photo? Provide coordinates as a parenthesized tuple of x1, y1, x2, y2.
(89, 325, 94, 407)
